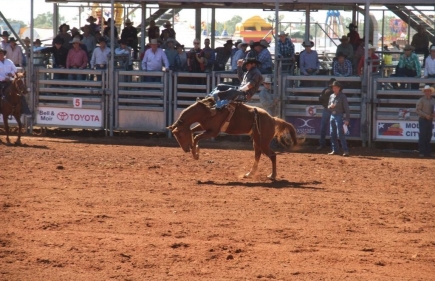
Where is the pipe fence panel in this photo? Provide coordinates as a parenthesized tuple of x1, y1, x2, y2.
(34, 67, 106, 129)
(373, 77, 433, 142)
(114, 70, 167, 132)
(283, 75, 363, 140)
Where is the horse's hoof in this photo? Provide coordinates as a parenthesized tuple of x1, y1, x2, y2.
(267, 174, 276, 180)
(193, 153, 199, 160)
(244, 172, 251, 178)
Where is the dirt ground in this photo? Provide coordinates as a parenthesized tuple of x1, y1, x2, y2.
(1, 134, 434, 281)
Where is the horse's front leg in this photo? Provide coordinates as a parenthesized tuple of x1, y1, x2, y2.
(191, 129, 220, 160)
(3, 115, 11, 145)
(244, 141, 262, 178)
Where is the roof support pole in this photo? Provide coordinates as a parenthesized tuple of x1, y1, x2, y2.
(274, 0, 280, 117)
(211, 8, 216, 49)
(195, 8, 202, 41)
(305, 5, 310, 41)
(141, 2, 146, 52)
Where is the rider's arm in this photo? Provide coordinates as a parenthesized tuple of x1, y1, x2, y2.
(239, 83, 251, 92)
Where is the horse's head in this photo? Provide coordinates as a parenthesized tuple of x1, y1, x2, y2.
(13, 72, 27, 95)
(167, 119, 194, 153)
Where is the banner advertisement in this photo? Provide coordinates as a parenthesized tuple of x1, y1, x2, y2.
(376, 120, 435, 141)
(0, 114, 24, 125)
(285, 116, 361, 138)
(36, 107, 103, 127)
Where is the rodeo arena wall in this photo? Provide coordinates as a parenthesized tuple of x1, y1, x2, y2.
(3, 0, 435, 146)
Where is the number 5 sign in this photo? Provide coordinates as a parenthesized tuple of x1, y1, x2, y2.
(73, 98, 83, 108)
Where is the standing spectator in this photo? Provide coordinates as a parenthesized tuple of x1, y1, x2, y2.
(58, 23, 72, 50)
(103, 18, 119, 46)
(277, 31, 295, 72)
(411, 25, 429, 67)
(160, 21, 176, 40)
(39, 37, 68, 80)
(347, 23, 360, 51)
(202, 38, 215, 72)
(357, 44, 379, 76)
(416, 85, 435, 157)
(81, 25, 97, 62)
(187, 38, 205, 73)
(336, 35, 354, 64)
(424, 45, 435, 81)
(1, 31, 9, 50)
(164, 38, 177, 70)
(317, 78, 336, 150)
(231, 39, 242, 66)
(5, 38, 23, 67)
(147, 20, 160, 42)
(259, 76, 278, 116)
(332, 52, 352, 77)
(121, 19, 138, 59)
(327, 81, 350, 157)
(253, 40, 273, 74)
(115, 39, 133, 70)
(214, 40, 233, 71)
(391, 44, 421, 90)
(299, 40, 319, 75)
(174, 44, 188, 72)
(232, 41, 248, 72)
(141, 39, 169, 82)
(90, 38, 110, 81)
(86, 16, 99, 34)
(66, 37, 88, 80)
(95, 9, 106, 29)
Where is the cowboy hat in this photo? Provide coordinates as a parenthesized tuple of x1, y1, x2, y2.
(243, 52, 261, 67)
(70, 27, 80, 34)
(278, 31, 288, 36)
(302, 40, 314, 47)
(224, 40, 233, 47)
(403, 44, 415, 51)
(331, 80, 343, 89)
(0, 48, 7, 55)
(263, 76, 272, 84)
(125, 19, 133, 25)
(34, 39, 42, 45)
(86, 16, 97, 22)
(163, 21, 172, 28)
(328, 78, 337, 86)
(259, 39, 270, 48)
(150, 39, 158, 45)
(23, 37, 31, 44)
(238, 41, 249, 49)
(422, 85, 435, 93)
(430, 45, 435, 51)
(234, 39, 242, 46)
(9, 37, 16, 42)
(347, 23, 357, 29)
(339, 35, 349, 42)
(59, 23, 70, 31)
(1, 31, 9, 37)
(70, 37, 82, 44)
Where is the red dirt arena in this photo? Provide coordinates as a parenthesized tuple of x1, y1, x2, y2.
(1, 134, 434, 281)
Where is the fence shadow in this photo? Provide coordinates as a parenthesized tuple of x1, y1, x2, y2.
(197, 179, 324, 190)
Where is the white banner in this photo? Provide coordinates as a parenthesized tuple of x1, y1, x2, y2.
(36, 107, 103, 127)
(0, 114, 24, 125)
(376, 120, 435, 141)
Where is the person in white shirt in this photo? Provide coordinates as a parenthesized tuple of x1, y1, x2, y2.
(5, 38, 23, 67)
(424, 45, 435, 83)
(115, 39, 132, 70)
(141, 39, 169, 82)
(0, 48, 31, 117)
(90, 38, 110, 81)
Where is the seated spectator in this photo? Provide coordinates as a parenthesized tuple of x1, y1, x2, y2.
(174, 44, 188, 72)
(33, 39, 45, 52)
(299, 40, 319, 75)
(141, 38, 169, 82)
(90, 38, 111, 81)
(115, 39, 132, 70)
(66, 37, 88, 80)
(423, 45, 435, 81)
(253, 40, 273, 74)
(5, 38, 23, 67)
(160, 21, 176, 40)
(391, 44, 421, 90)
(259, 76, 278, 116)
(336, 35, 354, 65)
(357, 44, 379, 76)
(164, 38, 177, 70)
(332, 52, 352, 77)
(202, 38, 215, 72)
(214, 40, 233, 71)
(231, 39, 242, 67)
(57, 23, 72, 50)
(147, 20, 160, 42)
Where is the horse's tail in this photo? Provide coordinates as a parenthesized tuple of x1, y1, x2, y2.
(273, 117, 299, 147)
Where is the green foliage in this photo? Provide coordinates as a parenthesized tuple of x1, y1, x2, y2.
(34, 12, 65, 29)
(206, 15, 242, 36)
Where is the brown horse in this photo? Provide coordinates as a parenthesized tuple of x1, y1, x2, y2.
(0, 73, 27, 145)
(167, 97, 299, 179)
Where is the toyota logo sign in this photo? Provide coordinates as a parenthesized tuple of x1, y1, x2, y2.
(57, 112, 69, 121)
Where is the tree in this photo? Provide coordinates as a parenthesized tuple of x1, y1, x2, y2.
(224, 15, 242, 36)
(34, 12, 65, 29)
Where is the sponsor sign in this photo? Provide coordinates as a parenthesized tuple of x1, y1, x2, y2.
(286, 116, 361, 138)
(0, 114, 24, 125)
(376, 120, 435, 140)
(398, 108, 411, 120)
(36, 107, 102, 127)
(305, 106, 317, 117)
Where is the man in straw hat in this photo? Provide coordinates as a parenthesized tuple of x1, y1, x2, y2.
(277, 31, 295, 72)
(327, 81, 350, 157)
(5, 38, 23, 67)
(210, 52, 263, 111)
(258, 76, 278, 116)
(416, 85, 435, 157)
(160, 20, 176, 41)
(336, 35, 354, 63)
(300, 40, 319, 77)
(141, 38, 169, 82)
(66, 37, 88, 80)
(90, 37, 111, 81)
(231, 40, 248, 72)
(121, 18, 138, 59)
(391, 44, 421, 90)
(423, 45, 435, 82)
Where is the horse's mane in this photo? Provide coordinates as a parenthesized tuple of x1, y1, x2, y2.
(197, 96, 216, 108)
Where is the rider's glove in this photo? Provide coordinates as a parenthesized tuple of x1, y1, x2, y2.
(239, 84, 249, 92)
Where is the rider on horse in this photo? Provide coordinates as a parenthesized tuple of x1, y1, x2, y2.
(209, 52, 263, 114)
(0, 48, 32, 117)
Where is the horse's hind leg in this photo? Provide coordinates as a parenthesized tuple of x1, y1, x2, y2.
(3, 114, 11, 145)
(14, 113, 22, 145)
(260, 143, 277, 180)
(244, 142, 261, 178)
